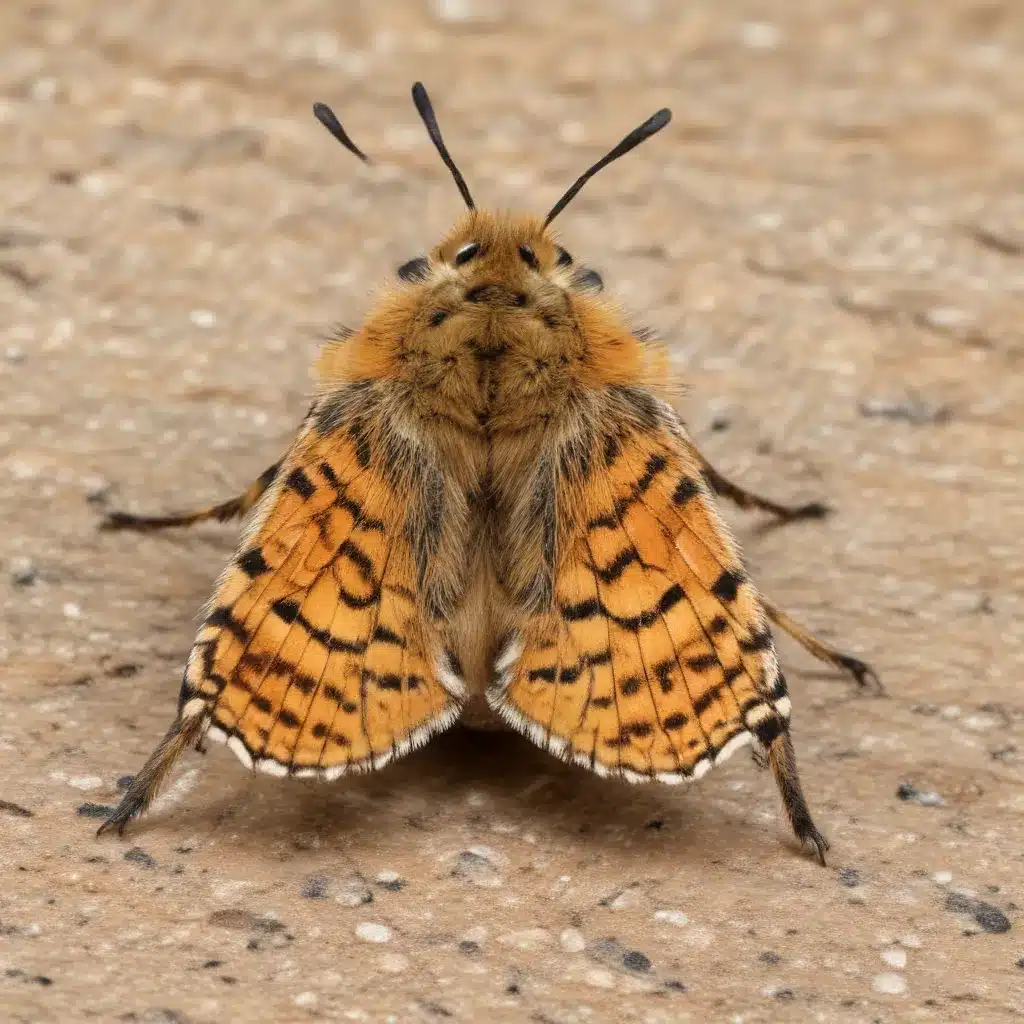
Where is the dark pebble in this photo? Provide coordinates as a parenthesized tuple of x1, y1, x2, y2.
(897, 782, 918, 801)
(644, 817, 664, 830)
(774, 988, 795, 1000)
(946, 892, 974, 915)
(220, 976, 237, 985)
(664, 980, 687, 992)
(973, 902, 1011, 934)
(117, 775, 135, 791)
(1016, 958, 1024, 969)
(709, 416, 731, 432)
(123, 847, 156, 868)
(35, 976, 53, 986)
(77, 803, 115, 819)
(759, 951, 782, 965)
(623, 950, 651, 972)
(202, 960, 222, 969)
(458, 940, 479, 955)
(839, 868, 860, 888)
(300, 874, 329, 900)
(945, 893, 1012, 933)
(377, 879, 405, 892)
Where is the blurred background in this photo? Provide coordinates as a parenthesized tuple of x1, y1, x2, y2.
(2, 2, 1022, 1021)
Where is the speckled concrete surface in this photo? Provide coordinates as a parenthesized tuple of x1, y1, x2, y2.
(2, 1, 1023, 1021)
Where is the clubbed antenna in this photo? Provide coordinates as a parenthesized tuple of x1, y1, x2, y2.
(312, 101, 372, 164)
(411, 82, 475, 210)
(544, 108, 671, 226)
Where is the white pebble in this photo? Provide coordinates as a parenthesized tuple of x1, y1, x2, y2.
(355, 922, 391, 943)
(585, 967, 616, 989)
(462, 925, 487, 945)
(934, 871, 953, 885)
(881, 948, 907, 969)
(653, 909, 689, 927)
(560, 928, 586, 953)
(63, 602, 82, 619)
(376, 870, 401, 884)
(68, 775, 103, 791)
(190, 309, 217, 329)
(873, 973, 907, 996)
(739, 21, 781, 49)
(901, 934, 922, 949)
(294, 991, 318, 1008)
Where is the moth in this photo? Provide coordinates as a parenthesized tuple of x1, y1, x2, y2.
(98, 84, 879, 863)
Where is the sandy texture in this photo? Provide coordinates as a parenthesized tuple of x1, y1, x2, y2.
(2, 1, 1023, 1020)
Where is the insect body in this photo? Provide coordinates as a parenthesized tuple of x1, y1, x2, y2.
(99, 84, 878, 863)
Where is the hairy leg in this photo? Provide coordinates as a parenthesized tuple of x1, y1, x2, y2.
(100, 460, 282, 532)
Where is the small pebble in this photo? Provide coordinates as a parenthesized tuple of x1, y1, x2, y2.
(623, 950, 651, 972)
(653, 909, 689, 927)
(189, 309, 216, 329)
(739, 21, 781, 49)
(839, 868, 860, 888)
(972, 902, 1012, 934)
(896, 782, 945, 806)
(300, 874, 329, 900)
(355, 922, 391, 944)
(123, 847, 156, 868)
(294, 991, 318, 1008)
(76, 803, 114, 819)
(881, 948, 907, 969)
(335, 874, 373, 907)
(934, 871, 953, 885)
(560, 928, 586, 953)
(9, 557, 37, 586)
(873, 972, 907, 996)
(759, 951, 782, 965)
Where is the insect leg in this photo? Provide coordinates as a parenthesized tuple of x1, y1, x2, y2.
(96, 701, 207, 837)
(762, 597, 882, 693)
(100, 460, 282, 532)
(701, 459, 830, 522)
(767, 726, 829, 866)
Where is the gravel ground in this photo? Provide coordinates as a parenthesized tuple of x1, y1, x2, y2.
(1, 1, 1022, 1021)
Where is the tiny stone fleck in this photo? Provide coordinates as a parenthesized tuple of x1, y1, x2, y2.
(839, 868, 860, 888)
(759, 951, 782, 965)
(560, 927, 586, 953)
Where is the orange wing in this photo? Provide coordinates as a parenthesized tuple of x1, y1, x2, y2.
(181, 416, 464, 779)
(487, 411, 790, 783)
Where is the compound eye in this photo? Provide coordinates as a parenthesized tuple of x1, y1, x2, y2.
(454, 242, 481, 266)
(397, 256, 429, 283)
(555, 246, 573, 267)
(518, 244, 540, 270)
